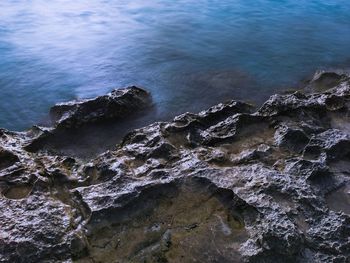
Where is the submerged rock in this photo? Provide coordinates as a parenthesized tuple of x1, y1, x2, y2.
(1, 72, 350, 262)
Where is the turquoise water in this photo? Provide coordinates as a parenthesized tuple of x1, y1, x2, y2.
(1, 0, 350, 130)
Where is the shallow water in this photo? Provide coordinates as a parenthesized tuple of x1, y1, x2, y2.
(1, 0, 350, 131)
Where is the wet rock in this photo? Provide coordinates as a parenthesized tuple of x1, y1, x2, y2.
(1, 71, 350, 262)
(306, 70, 348, 93)
(165, 100, 254, 133)
(24, 86, 152, 153)
(50, 86, 151, 129)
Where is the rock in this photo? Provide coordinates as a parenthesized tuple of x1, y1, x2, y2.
(50, 86, 151, 129)
(274, 124, 310, 153)
(0, 147, 19, 170)
(1, 71, 350, 262)
(0, 193, 74, 262)
(23, 86, 152, 153)
(306, 70, 348, 93)
(303, 129, 350, 161)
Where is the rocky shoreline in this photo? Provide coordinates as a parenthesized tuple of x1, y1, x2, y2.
(1, 71, 350, 262)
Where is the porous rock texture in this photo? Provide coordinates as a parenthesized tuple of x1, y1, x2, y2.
(1, 72, 350, 263)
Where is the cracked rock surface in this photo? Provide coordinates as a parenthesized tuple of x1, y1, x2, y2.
(1, 72, 350, 262)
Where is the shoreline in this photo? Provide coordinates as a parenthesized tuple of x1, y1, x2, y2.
(3, 69, 350, 159)
(1, 70, 350, 262)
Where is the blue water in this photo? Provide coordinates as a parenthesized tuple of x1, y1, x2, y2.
(1, 0, 350, 131)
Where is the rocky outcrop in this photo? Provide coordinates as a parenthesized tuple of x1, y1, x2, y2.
(50, 86, 151, 129)
(23, 86, 152, 153)
(1, 72, 350, 262)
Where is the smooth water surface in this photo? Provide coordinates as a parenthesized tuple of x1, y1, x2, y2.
(1, 0, 350, 130)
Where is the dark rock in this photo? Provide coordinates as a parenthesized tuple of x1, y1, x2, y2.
(1, 71, 350, 262)
(23, 86, 152, 154)
(304, 129, 350, 161)
(50, 86, 151, 129)
(274, 124, 310, 153)
(0, 147, 19, 170)
(0, 193, 74, 262)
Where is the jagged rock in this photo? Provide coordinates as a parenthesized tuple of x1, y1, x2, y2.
(0, 193, 74, 262)
(50, 86, 151, 129)
(23, 86, 152, 153)
(1, 71, 350, 262)
(304, 129, 350, 161)
(274, 124, 310, 153)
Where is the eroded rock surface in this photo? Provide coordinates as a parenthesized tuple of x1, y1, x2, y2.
(1, 72, 350, 262)
(50, 86, 151, 129)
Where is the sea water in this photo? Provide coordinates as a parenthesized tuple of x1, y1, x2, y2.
(1, 0, 350, 130)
